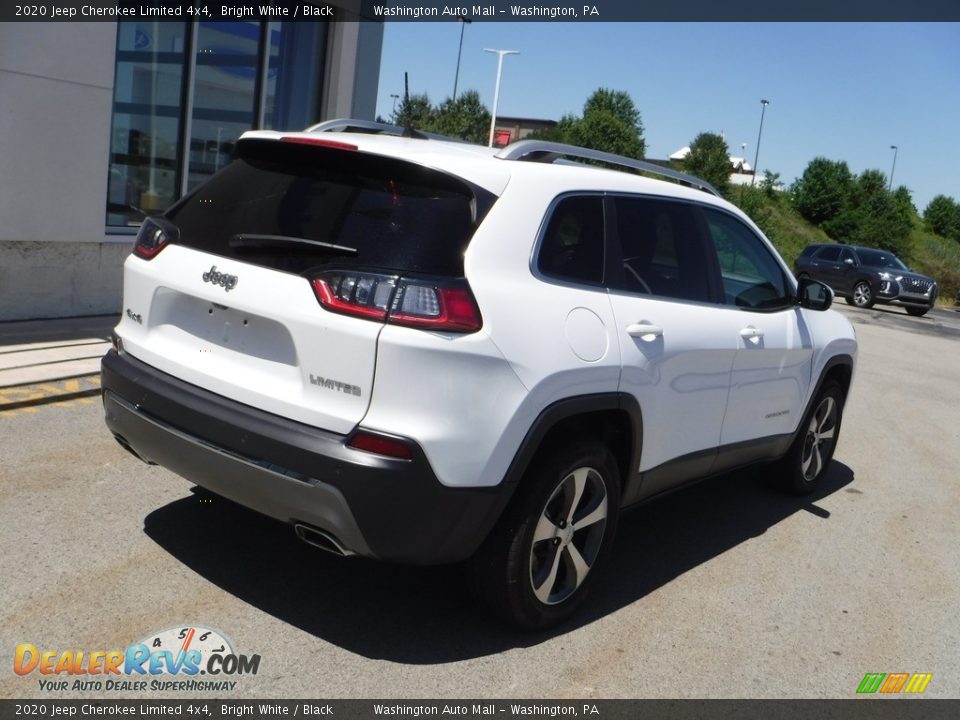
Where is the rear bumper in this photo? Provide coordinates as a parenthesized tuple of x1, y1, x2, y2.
(101, 349, 514, 564)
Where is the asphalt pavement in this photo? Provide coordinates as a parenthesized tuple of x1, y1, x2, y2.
(1, 303, 959, 700)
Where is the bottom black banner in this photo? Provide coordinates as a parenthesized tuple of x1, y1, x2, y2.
(2, 700, 959, 720)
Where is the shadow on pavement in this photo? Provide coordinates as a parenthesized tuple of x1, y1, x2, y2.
(0, 315, 118, 348)
(840, 304, 960, 340)
(143, 461, 854, 663)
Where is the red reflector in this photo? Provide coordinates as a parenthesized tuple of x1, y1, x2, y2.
(347, 431, 413, 460)
(280, 136, 359, 152)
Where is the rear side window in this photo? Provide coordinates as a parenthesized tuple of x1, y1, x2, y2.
(164, 139, 492, 278)
(537, 196, 605, 286)
(611, 197, 713, 303)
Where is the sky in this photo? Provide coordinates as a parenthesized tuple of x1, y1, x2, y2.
(374, 22, 959, 212)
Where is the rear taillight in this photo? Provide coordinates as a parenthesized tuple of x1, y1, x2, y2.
(133, 217, 179, 260)
(310, 271, 482, 333)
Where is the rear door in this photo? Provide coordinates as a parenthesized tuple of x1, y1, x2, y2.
(605, 195, 742, 500)
(117, 137, 491, 434)
(811, 245, 843, 291)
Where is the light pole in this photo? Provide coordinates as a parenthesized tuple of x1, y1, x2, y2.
(751, 99, 770, 186)
(484, 48, 519, 147)
(390, 93, 400, 114)
(889, 145, 898, 190)
(452, 17, 472, 101)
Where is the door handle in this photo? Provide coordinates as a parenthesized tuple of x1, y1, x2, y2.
(626, 323, 663, 340)
(739, 326, 764, 341)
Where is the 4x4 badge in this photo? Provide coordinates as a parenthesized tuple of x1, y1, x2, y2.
(202, 265, 238, 292)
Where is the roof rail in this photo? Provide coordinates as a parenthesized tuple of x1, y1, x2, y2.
(496, 139, 721, 197)
(305, 118, 474, 144)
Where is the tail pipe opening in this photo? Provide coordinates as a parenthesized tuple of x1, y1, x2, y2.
(294, 523, 355, 557)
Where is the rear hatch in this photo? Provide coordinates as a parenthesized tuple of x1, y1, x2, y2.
(117, 135, 497, 434)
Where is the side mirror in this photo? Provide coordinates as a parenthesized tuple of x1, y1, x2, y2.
(843, 257, 854, 265)
(796, 277, 833, 311)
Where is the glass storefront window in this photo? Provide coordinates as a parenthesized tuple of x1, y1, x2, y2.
(106, 19, 329, 228)
(107, 22, 187, 227)
(186, 22, 259, 193)
(264, 22, 327, 131)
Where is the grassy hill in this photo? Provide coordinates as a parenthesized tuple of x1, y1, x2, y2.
(731, 186, 960, 305)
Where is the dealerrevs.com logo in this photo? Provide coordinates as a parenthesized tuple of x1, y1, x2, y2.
(13, 625, 260, 693)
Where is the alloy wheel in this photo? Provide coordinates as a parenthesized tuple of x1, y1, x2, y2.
(801, 395, 838, 482)
(529, 466, 608, 605)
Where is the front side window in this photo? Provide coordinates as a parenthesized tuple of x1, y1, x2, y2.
(704, 210, 791, 311)
(816, 246, 841, 262)
(856, 248, 908, 270)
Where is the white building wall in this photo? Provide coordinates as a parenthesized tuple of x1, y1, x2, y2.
(0, 22, 124, 321)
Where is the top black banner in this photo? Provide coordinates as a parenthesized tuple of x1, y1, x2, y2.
(2, 0, 959, 22)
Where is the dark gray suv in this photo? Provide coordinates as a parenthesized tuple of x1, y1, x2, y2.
(795, 244, 938, 317)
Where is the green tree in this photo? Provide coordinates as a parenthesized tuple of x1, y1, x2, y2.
(893, 186, 916, 216)
(390, 93, 433, 129)
(427, 90, 491, 144)
(527, 88, 646, 160)
(581, 88, 646, 156)
(791, 157, 854, 227)
(565, 110, 645, 160)
(683, 132, 731, 195)
(760, 170, 781, 199)
(528, 113, 578, 143)
(924, 195, 960, 241)
(847, 169, 911, 256)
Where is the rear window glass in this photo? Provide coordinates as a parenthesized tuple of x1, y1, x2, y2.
(164, 139, 492, 277)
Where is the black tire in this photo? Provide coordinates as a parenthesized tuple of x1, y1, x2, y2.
(772, 381, 844, 495)
(469, 442, 621, 630)
(905, 306, 929, 317)
(851, 280, 874, 308)
(844, 296, 856, 306)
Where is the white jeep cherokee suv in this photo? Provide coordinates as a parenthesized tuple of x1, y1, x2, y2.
(102, 120, 857, 629)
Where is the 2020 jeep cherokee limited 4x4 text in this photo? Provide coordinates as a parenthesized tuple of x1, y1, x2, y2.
(102, 120, 857, 629)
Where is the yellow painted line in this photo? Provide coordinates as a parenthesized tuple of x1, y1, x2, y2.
(0, 375, 102, 417)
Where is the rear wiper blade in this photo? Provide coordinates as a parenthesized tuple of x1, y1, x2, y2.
(230, 234, 358, 256)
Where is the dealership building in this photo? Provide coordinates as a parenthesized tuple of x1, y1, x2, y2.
(0, 9, 383, 321)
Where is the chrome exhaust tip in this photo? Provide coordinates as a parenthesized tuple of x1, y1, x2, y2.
(294, 523, 354, 557)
